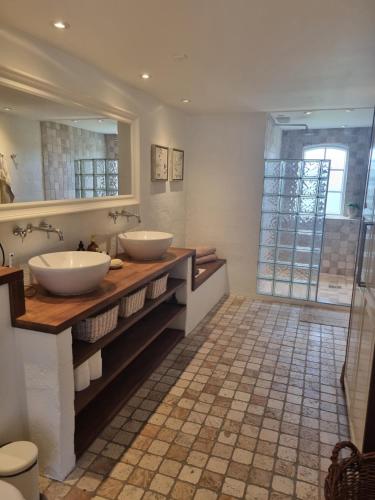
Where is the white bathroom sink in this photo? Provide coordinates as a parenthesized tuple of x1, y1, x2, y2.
(118, 231, 173, 260)
(29, 251, 111, 296)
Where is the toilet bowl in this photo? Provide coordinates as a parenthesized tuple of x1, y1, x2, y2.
(0, 480, 25, 499)
(0, 441, 39, 500)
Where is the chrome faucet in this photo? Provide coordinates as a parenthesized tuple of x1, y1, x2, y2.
(109, 209, 141, 224)
(121, 209, 141, 223)
(28, 221, 64, 241)
(13, 221, 64, 241)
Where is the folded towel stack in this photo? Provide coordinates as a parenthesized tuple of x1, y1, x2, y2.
(195, 246, 218, 265)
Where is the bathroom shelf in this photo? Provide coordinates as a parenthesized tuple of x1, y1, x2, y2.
(192, 258, 226, 290)
(75, 327, 184, 457)
(72, 277, 185, 367)
(74, 302, 186, 414)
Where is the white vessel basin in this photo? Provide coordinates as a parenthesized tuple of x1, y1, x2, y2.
(29, 251, 111, 296)
(118, 231, 173, 260)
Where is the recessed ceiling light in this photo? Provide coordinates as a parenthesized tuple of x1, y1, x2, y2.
(304, 111, 312, 115)
(98, 119, 103, 123)
(341, 125, 346, 128)
(3, 107, 11, 111)
(140, 73, 151, 80)
(173, 54, 188, 61)
(181, 98, 191, 104)
(53, 20, 70, 29)
(73, 119, 79, 123)
(345, 109, 353, 113)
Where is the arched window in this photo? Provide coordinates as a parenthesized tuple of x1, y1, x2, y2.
(303, 145, 348, 215)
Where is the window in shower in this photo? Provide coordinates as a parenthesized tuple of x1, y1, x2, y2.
(304, 145, 348, 216)
(257, 159, 330, 301)
(74, 159, 119, 198)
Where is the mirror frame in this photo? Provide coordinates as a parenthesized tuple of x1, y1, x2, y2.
(0, 68, 140, 222)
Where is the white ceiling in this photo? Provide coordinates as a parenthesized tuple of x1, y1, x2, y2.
(0, 85, 117, 133)
(1, 0, 375, 113)
(272, 108, 374, 130)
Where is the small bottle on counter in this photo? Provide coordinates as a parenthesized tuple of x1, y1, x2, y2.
(77, 241, 85, 251)
(87, 235, 99, 252)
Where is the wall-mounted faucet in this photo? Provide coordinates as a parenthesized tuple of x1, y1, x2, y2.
(13, 221, 64, 242)
(109, 209, 141, 224)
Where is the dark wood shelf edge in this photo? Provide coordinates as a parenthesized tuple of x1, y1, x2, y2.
(72, 278, 186, 367)
(192, 259, 226, 291)
(74, 328, 184, 457)
(74, 303, 186, 414)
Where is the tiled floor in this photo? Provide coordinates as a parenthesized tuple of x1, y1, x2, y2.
(41, 296, 349, 500)
(317, 273, 354, 306)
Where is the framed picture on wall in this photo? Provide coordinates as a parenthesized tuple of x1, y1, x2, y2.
(151, 144, 169, 181)
(171, 148, 184, 181)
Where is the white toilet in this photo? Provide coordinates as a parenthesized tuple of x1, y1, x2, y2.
(0, 480, 25, 499)
(0, 441, 39, 500)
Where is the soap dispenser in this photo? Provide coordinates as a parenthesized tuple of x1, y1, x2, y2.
(87, 235, 99, 252)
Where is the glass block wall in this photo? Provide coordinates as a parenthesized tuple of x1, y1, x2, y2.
(257, 159, 330, 301)
(75, 159, 119, 198)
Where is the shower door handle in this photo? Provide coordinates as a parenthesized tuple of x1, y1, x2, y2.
(356, 222, 374, 288)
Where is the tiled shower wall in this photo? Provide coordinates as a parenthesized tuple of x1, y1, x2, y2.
(40, 122, 118, 200)
(280, 127, 372, 211)
(280, 127, 370, 278)
(321, 218, 360, 276)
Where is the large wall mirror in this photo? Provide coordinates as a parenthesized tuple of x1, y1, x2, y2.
(0, 83, 139, 221)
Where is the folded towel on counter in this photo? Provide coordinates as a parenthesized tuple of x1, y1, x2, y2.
(195, 246, 216, 258)
(196, 253, 217, 265)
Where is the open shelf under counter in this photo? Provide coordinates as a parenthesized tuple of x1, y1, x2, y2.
(72, 277, 185, 367)
(75, 327, 184, 457)
(74, 302, 186, 414)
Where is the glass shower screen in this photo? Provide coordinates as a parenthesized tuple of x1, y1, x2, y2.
(257, 159, 330, 301)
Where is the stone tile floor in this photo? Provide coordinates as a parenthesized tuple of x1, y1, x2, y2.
(41, 295, 349, 499)
(317, 273, 354, 306)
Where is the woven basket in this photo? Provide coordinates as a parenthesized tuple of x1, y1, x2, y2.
(119, 287, 147, 318)
(72, 304, 119, 343)
(325, 441, 375, 499)
(146, 273, 169, 299)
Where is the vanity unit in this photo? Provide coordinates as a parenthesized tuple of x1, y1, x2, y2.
(0, 248, 227, 480)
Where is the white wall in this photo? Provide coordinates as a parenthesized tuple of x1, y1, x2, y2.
(0, 112, 44, 202)
(185, 113, 267, 296)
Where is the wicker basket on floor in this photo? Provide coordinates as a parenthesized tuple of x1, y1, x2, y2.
(325, 441, 375, 499)
(72, 304, 119, 343)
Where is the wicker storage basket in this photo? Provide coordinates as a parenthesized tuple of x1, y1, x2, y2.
(72, 304, 119, 343)
(325, 441, 375, 499)
(146, 273, 169, 299)
(119, 287, 147, 318)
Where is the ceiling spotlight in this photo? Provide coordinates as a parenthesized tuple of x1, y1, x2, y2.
(341, 125, 346, 128)
(53, 20, 70, 29)
(98, 119, 103, 123)
(140, 73, 151, 80)
(304, 111, 312, 115)
(345, 109, 353, 113)
(181, 98, 191, 104)
(73, 119, 79, 123)
(3, 107, 11, 111)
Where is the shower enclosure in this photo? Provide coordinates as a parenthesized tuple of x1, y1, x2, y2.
(257, 159, 330, 301)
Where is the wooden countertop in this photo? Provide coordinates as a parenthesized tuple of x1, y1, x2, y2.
(14, 248, 194, 334)
(0, 266, 23, 285)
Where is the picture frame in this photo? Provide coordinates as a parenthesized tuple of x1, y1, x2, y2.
(171, 148, 184, 181)
(151, 144, 169, 181)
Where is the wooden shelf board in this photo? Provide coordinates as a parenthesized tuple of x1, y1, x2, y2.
(192, 259, 226, 290)
(14, 247, 194, 334)
(72, 278, 185, 367)
(75, 327, 184, 456)
(74, 303, 185, 414)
